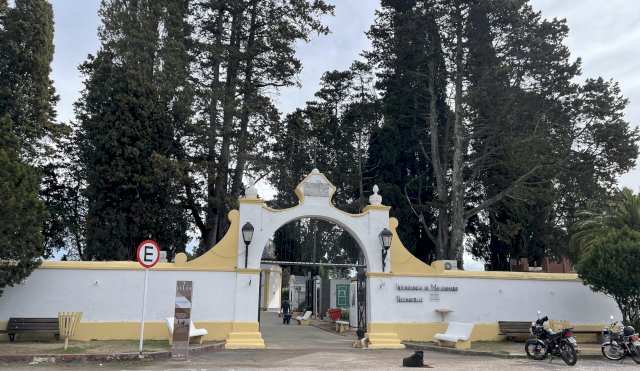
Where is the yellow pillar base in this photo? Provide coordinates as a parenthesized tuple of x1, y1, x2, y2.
(366, 323, 405, 349)
(224, 322, 265, 349)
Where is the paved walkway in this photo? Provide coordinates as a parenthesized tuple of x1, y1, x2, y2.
(260, 311, 357, 349)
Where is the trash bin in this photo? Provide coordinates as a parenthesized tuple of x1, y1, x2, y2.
(58, 312, 83, 350)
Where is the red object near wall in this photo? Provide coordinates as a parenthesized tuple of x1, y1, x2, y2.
(328, 309, 342, 321)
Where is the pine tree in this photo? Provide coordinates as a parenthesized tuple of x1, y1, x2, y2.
(185, 0, 334, 252)
(75, 0, 191, 260)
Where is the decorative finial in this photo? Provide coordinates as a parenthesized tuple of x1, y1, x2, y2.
(369, 184, 382, 205)
(244, 176, 258, 198)
(311, 168, 320, 174)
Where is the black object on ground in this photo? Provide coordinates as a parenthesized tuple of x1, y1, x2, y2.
(403, 350, 424, 367)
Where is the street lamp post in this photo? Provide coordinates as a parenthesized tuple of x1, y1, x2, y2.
(242, 222, 254, 268)
(379, 228, 392, 272)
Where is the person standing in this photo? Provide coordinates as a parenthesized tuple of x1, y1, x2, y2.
(281, 300, 291, 324)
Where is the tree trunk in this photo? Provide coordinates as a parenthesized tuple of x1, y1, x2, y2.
(212, 4, 242, 243)
(450, 4, 466, 267)
(428, 48, 447, 260)
(231, 0, 258, 199)
(203, 4, 225, 250)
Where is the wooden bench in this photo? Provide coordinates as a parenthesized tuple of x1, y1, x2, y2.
(0, 318, 59, 342)
(434, 322, 474, 350)
(335, 320, 349, 333)
(498, 321, 534, 341)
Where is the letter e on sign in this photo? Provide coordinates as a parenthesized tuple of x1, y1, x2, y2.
(137, 240, 160, 268)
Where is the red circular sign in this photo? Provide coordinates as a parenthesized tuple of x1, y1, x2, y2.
(137, 240, 160, 268)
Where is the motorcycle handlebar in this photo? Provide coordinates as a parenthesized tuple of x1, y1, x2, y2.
(535, 316, 549, 325)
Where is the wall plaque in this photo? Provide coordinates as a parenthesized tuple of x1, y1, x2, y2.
(303, 182, 331, 197)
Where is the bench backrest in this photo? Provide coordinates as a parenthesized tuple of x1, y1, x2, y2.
(445, 322, 474, 340)
(7, 318, 59, 331)
(498, 321, 531, 333)
(301, 311, 312, 320)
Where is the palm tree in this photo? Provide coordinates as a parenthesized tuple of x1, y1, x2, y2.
(569, 188, 640, 263)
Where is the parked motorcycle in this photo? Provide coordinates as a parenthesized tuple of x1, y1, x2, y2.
(601, 315, 640, 364)
(525, 311, 579, 366)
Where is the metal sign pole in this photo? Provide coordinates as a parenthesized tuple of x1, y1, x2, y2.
(139, 268, 149, 355)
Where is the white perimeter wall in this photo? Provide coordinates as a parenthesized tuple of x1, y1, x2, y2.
(0, 268, 621, 327)
(369, 275, 621, 324)
(0, 268, 237, 323)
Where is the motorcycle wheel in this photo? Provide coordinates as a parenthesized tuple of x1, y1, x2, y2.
(630, 345, 640, 364)
(525, 339, 548, 360)
(601, 342, 625, 361)
(560, 341, 577, 366)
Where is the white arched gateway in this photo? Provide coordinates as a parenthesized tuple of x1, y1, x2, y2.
(230, 169, 403, 349)
(0, 169, 621, 349)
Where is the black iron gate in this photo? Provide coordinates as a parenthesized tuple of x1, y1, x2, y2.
(356, 272, 367, 333)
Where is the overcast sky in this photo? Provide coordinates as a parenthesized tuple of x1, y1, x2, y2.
(48, 0, 640, 269)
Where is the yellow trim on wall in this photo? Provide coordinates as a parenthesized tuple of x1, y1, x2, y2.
(388, 217, 579, 281)
(388, 217, 440, 276)
(239, 198, 265, 205)
(366, 272, 392, 278)
(237, 268, 262, 274)
(362, 205, 391, 212)
(40, 210, 241, 272)
(180, 209, 240, 270)
(0, 321, 234, 342)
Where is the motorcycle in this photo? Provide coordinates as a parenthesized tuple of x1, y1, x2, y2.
(525, 311, 579, 366)
(601, 315, 640, 364)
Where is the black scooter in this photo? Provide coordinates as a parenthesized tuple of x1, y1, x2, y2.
(525, 311, 579, 366)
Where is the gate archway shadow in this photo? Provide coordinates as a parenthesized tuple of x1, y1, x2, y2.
(259, 312, 357, 350)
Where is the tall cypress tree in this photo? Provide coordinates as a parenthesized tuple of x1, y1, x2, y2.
(0, 0, 56, 293)
(75, 0, 191, 261)
(0, 116, 48, 295)
(0, 0, 59, 157)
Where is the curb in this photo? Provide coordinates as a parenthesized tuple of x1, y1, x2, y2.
(0, 342, 225, 364)
(404, 342, 605, 360)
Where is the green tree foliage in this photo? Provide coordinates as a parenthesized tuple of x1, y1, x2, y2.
(0, 116, 48, 296)
(569, 188, 640, 263)
(75, 0, 191, 260)
(268, 63, 380, 272)
(577, 227, 640, 330)
(270, 62, 380, 211)
(0, 0, 60, 290)
(185, 0, 334, 254)
(364, 0, 638, 268)
(0, 0, 60, 157)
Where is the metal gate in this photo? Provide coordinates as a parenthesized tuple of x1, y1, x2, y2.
(356, 272, 367, 332)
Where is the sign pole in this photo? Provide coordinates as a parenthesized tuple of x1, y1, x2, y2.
(139, 267, 149, 356)
(135, 239, 160, 357)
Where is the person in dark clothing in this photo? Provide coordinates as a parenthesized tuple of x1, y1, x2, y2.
(281, 300, 291, 324)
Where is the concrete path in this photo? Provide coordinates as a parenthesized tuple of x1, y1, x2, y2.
(260, 311, 356, 350)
